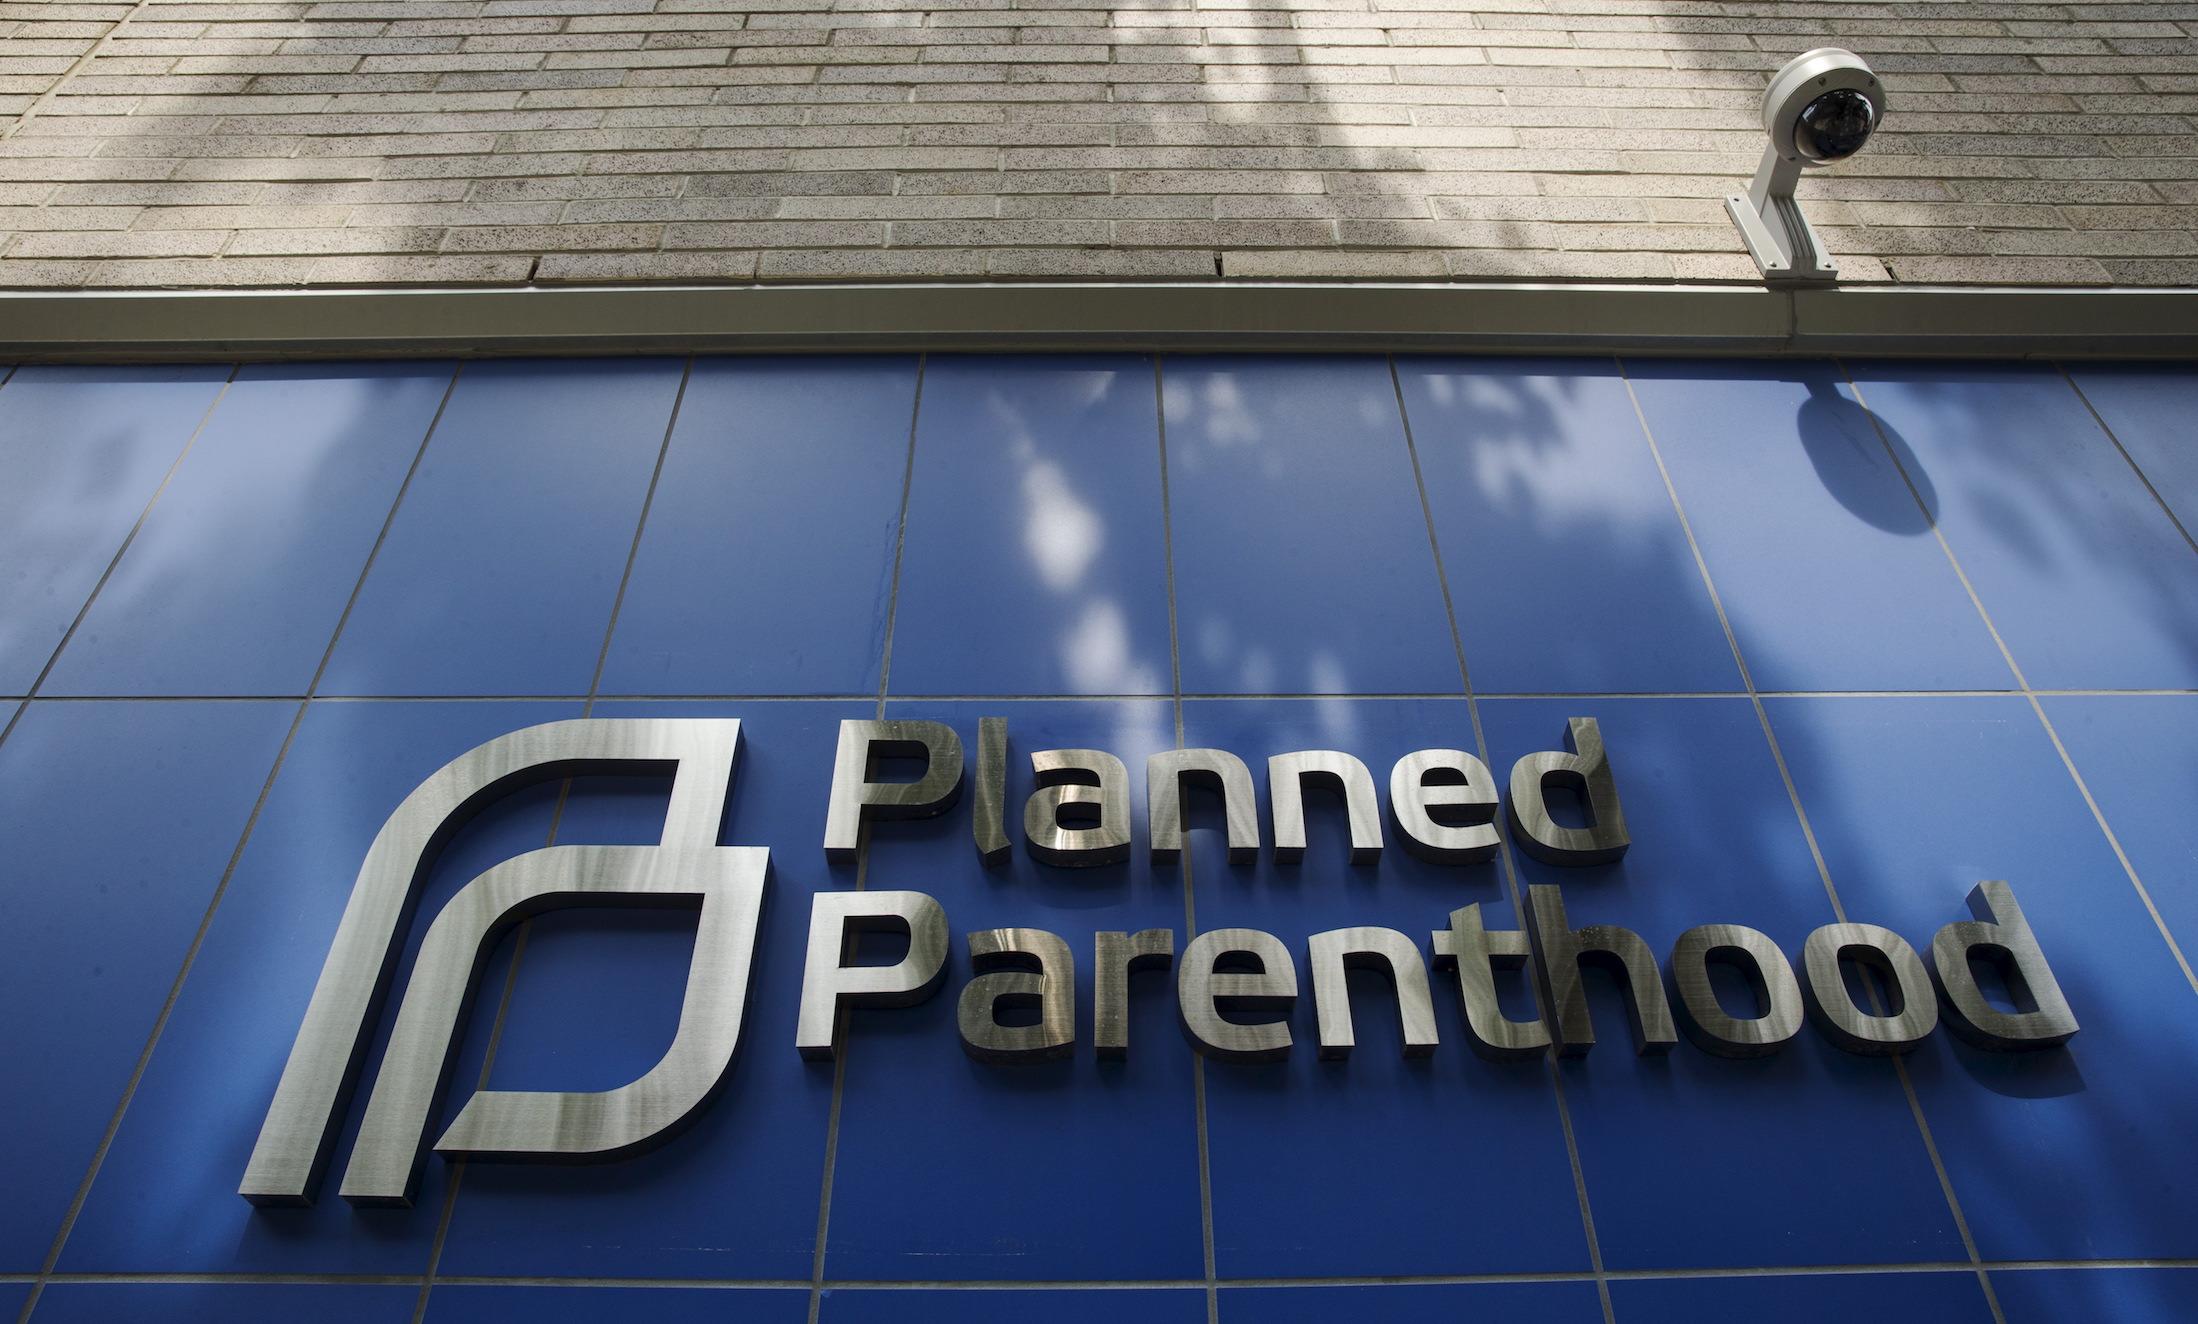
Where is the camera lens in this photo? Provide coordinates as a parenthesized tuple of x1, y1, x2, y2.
(1792, 87, 1876, 161)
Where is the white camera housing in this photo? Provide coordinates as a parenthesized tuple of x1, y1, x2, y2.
(1726, 48, 1887, 283)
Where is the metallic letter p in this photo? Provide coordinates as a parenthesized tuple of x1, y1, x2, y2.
(239, 719, 767, 1209)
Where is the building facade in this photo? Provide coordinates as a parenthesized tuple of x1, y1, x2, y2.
(3, 1, 2198, 1322)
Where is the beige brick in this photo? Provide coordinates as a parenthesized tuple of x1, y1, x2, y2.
(1, 3, 2191, 292)
(538, 249, 758, 281)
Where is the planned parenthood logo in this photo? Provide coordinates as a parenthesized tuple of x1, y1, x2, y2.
(242, 717, 2077, 1208)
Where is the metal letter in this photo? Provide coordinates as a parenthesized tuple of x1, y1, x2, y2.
(1307, 927, 1439, 1060)
(343, 844, 767, 1206)
(1525, 884, 1676, 1056)
(958, 928, 1076, 1063)
(1802, 923, 1937, 1055)
(794, 890, 949, 1061)
(1268, 751, 1382, 865)
(1024, 747, 1131, 868)
(973, 716, 1011, 868)
(1432, 904, 1551, 1060)
(822, 720, 964, 864)
(1506, 718, 1629, 866)
(1929, 882, 2077, 1051)
(1095, 929, 1174, 1060)
(1389, 749, 1499, 864)
(1178, 928, 1297, 1063)
(1147, 748, 1259, 865)
(1668, 924, 1803, 1059)
(240, 718, 747, 1208)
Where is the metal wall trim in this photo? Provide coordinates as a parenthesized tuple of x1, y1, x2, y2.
(4, 282, 2195, 360)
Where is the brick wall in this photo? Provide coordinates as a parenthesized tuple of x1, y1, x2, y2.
(1, 0, 2194, 290)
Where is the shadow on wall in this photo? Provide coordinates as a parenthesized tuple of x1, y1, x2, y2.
(1797, 378, 1938, 536)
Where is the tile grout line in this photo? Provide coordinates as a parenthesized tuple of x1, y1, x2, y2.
(12, 687, 2198, 706)
(1388, 355, 1616, 1324)
(1618, 356, 2005, 1324)
(1155, 356, 1219, 1324)
(1840, 371, 2198, 1005)
(410, 356, 697, 1324)
(0, 364, 240, 758)
(870, 353, 927, 713)
(807, 352, 926, 1324)
(11, 1256, 2198, 1292)
(14, 361, 468, 1324)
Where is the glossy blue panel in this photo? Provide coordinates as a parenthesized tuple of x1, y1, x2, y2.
(317, 359, 685, 696)
(1179, 699, 1587, 1278)
(425, 1285, 808, 1323)
(821, 1288, 1208, 1324)
(826, 701, 1204, 1280)
(0, 1285, 27, 1321)
(0, 365, 231, 694)
(1996, 1267, 2198, 1324)
(1481, 698, 1964, 1270)
(30, 1282, 415, 1324)
(1164, 357, 1460, 695)
(1625, 360, 2009, 692)
(1764, 697, 2198, 1260)
(1221, 1282, 1604, 1323)
(1848, 361, 2198, 691)
(61, 700, 578, 1273)
(0, 701, 293, 1271)
(889, 356, 1173, 696)
(2066, 365, 2198, 535)
(601, 358, 917, 697)
(45, 363, 455, 697)
(438, 700, 865, 1279)
(1610, 1271, 1994, 1323)
(1399, 358, 1739, 694)
(2043, 697, 2198, 953)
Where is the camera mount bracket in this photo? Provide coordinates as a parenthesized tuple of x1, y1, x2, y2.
(1727, 147, 1838, 285)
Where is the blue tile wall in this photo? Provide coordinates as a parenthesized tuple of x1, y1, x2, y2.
(425, 1285, 808, 1323)
(1995, 1267, 2198, 1324)
(0, 700, 295, 1271)
(1761, 696, 2198, 1263)
(600, 357, 918, 697)
(821, 1288, 1209, 1324)
(828, 700, 1204, 1280)
(1846, 361, 2198, 691)
(1, 354, 2193, 1323)
(43, 363, 455, 697)
(1398, 357, 1738, 694)
(1608, 1272, 1995, 1323)
(29, 1283, 417, 1324)
(1164, 356, 1460, 695)
(2040, 696, 2198, 950)
(1625, 360, 2011, 693)
(0, 365, 231, 694)
(1479, 697, 1967, 1271)
(888, 355, 1174, 696)
(317, 359, 685, 697)
(2064, 365, 2198, 535)
(60, 700, 579, 1274)
(1221, 1283, 1605, 1323)
(1179, 698, 1589, 1279)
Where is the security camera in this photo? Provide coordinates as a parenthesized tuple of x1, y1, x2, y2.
(1726, 48, 1886, 283)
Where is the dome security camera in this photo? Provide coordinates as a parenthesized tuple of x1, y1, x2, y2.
(1725, 49, 1887, 283)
